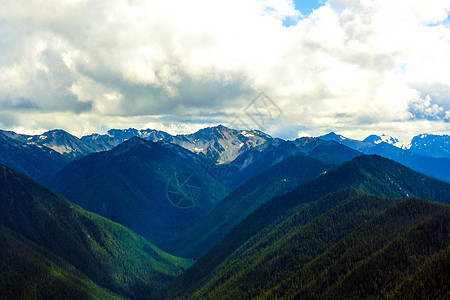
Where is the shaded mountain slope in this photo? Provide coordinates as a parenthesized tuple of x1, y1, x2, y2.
(0, 132, 70, 185)
(0, 227, 121, 300)
(0, 164, 193, 299)
(292, 137, 361, 164)
(388, 246, 449, 299)
(268, 198, 449, 299)
(171, 155, 332, 259)
(167, 155, 450, 298)
(320, 132, 450, 182)
(191, 196, 448, 299)
(221, 137, 360, 189)
(181, 190, 393, 299)
(409, 133, 450, 159)
(82, 128, 172, 152)
(171, 194, 449, 299)
(51, 137, 228, 251)
(1, 129, 94, 159)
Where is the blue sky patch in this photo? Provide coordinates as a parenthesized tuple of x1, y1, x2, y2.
(283, 0, 325, 27)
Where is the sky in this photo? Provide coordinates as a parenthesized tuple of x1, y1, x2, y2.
(0, 0, 449, 143)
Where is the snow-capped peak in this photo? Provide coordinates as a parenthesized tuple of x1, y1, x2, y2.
(363, 134, 408, 148)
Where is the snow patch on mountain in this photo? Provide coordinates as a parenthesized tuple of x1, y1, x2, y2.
(169, 126, 272, 164)
(241, 131, 254, 138)
(363, 134, 408, 148)
(47, 144, 75, 154)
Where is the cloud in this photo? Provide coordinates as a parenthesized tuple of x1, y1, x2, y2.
(0, 0, 449, 140)
(409, 94, 446, 120)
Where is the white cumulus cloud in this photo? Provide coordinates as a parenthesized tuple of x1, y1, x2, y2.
(0, 0, 449, 140)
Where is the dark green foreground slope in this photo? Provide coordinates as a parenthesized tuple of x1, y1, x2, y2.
(273, 199, 449, 299)
(193, 196, 449, 299)
(167, 155, 450, 299)
(0, 227, 121, 299)
(0, 164, 193, 299)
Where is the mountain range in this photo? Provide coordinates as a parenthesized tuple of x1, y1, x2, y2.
(1, 125, 449, 185)
(0, 131, 70, 186)
(48, 136, 360, 253)
(81, 128, 172, 152)
(0, 129, 95, 159)
(1, 124, 449, 299)
(320, 132, 450, 182)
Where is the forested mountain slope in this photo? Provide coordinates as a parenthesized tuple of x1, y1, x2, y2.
(51, 137, 228, 251)
(171, 155, 332, 259)
(167, 155, 450, 299)
(0, 164, 193, 299)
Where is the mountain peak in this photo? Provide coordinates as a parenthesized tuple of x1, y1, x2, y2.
(412, 133, 449, 141)
(190, 125, 234, 136)
(32, 129, 94, 158)
(43, 129, 69, 135)
(363, 134, 400, 146)
(170, 125, 273, 164)
(410, 133, 450, 158)
(319, 132, 347, 142)
(111, 136, 153, 155)
(81, 128, 171, 152)
(125, 136, 147, 143)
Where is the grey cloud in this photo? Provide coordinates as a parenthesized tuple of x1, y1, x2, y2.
(354, 114, 389, 125)
(0, 23, 25, 65)
(413, 85, 450, 109)
(3, 46, 93, 114)
(0, 111, 18, 127)
(78, 60, 255, 116)
(159, 115, 226, 128)
(0, 97, 39, 110)
(408, 94, 446, 121)
(408, 107, 446, 121)
(270, 125, 312, 140)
